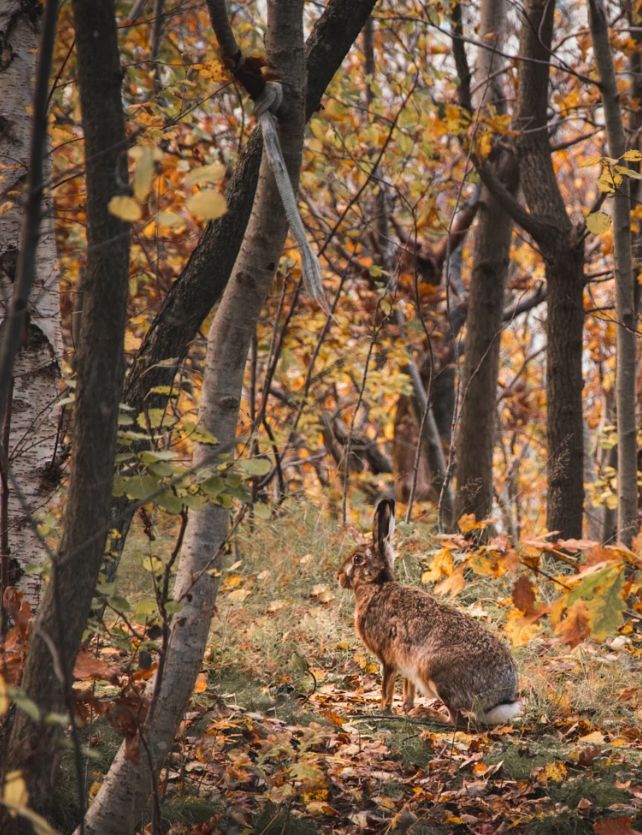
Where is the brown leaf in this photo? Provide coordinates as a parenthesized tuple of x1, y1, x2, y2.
(555, 599, 591, 648)
(73, 647, 120, 683)
(594, 817, 642, 835)
(512, 575, 537, 615)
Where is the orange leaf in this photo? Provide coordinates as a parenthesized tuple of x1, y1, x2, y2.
(194, 672, 208, 693)
(554, 599, 591, 648)
(594, 817, 642, 835)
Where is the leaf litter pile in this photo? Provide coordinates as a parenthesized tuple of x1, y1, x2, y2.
(44, 507, 642, 834)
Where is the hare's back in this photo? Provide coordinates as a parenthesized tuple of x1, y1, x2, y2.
(380, 583, 513, 659)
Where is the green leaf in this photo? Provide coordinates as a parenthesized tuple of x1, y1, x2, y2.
(183, 422, 218, 445)
(137, 409, 177, 429)
(135, 600, 157, 618)
(148, 461, 173, 478)
(181, 493, 207, 510)
(253, 502, 271, 520)
(13, 692, 41, 722)
(587, 568, 626, 640)
(165, 600, 182, 614)
(124, 475, 160, 501)
(139, 450, 178, 463)
(201, 476, 225, 496)
(157, 491, 182, 514)
(239, 458, 272, 476)
(213, 493, 233, 509)
(108, 595, 131, 612)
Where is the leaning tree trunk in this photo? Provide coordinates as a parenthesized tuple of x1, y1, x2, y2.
(80, 1, 305, 832)
(0, 0, 62, 604)
(2, 0, 131, 819)
(589, 0, 638, 546)
(455, 0, 513, 525)
(98, 0, 379, 603)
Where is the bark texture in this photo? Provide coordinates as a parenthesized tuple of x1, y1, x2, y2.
(588, 0, 638, 545)
(2, 0, 130, 817)
(455, 0, 513, 524)
(0, 0, 62, 603)
(80, 2, 305, 832)
(481, 0, 585, 537)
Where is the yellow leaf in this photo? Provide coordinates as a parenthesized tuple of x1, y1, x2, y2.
(544, 761, 567, 782)
(0, 675, 8, 717)
(421, 547, 454, 584)
(579, 730, 605, 743)
(221, 573, 244, 590)
(597, 171, 616, 193)
(268, 599, 287, 613)
(186, 190, 227, 220)
(3, 771, 28, 814)
(194, 672, 208, 693)
(227, 588, 251, 605)
(458, 513, 487, 533)
(157, 211, 181, 226)
(185, 163, 225, 186)
(586, 211, 612, 235)
(132, 146, 155, 202)
(108, 196, 141, 221)
(622, 149, 642, 162)
(504, 608, 540, 646)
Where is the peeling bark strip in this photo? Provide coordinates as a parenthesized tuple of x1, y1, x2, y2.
(2, 0, 131, 820)
(455, 0, 513, 527)
(588, 0, 638, 547)
(123, 0, 379, 417)
(0, 0, 62, 603)
(81, 2, 306, 832)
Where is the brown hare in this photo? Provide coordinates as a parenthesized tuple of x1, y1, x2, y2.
(337, 499, 522, 727)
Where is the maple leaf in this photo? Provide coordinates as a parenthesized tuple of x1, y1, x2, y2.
(554, 599, 591, 648)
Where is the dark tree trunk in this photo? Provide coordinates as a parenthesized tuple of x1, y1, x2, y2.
(2, 0, 130, 819)
(455, 0, 513, 524)
(478, 0, 585, 538)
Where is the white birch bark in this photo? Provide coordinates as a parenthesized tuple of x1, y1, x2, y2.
(0, 1, 62, 604)
(80, 1, 305, 831)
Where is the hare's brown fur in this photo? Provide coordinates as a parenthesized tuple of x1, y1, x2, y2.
(337, 500, 522, 727)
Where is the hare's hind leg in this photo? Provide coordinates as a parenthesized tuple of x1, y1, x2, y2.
(381, 665, 396, 712)
(402, 679, 415, 713)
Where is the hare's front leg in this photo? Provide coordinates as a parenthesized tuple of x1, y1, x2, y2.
(402, 679, 416, 713)
(381, 664, 396, 712)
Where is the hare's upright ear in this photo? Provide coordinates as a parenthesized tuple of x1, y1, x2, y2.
(373, 499, 395, 574)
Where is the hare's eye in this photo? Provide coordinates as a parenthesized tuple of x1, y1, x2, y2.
(353, 554, 364, 565)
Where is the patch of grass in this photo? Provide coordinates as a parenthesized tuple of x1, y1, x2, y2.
(524, 813, 593, 835)
(49, 719, 125, 834)
(485, 737, 567, 781)
(251, 803, 319, 835)
(548, 774, 631, 809)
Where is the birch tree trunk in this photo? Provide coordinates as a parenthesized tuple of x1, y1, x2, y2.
(0, 0, 62, 604)
(455, 0, 513, 525)
(588, 0, 638, 546)
(81, 1, 305, 831)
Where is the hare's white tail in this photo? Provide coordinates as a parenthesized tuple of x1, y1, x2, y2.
(482, 700, 523, 726)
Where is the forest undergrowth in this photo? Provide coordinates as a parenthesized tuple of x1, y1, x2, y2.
(54, 502, 642, 835)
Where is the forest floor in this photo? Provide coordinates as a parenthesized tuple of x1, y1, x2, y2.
(54, 502, 642, 835)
